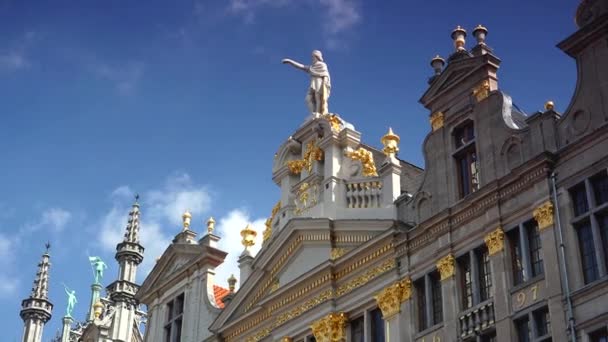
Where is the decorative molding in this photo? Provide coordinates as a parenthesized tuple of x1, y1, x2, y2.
(330, 248, 347, 260)
(263, 201, 281, 242)
(472, 79, 490, 102)
(484, 227, 505, 256)
(336, 259, 396, 297)
(374, 277, 412, 319)
(286, 139, 324, 175)
(345, 147, 378, 177)
(436, 254, 455, 281)
(311, 312, 348, 342)
(533, 201, 554, 230)
(430, 111, 444, 131)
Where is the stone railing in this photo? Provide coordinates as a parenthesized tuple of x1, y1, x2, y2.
(345, 180, 383, 208)
(458, 299, 495, 338)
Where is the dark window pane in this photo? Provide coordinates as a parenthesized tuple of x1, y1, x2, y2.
(431, 272, 443, 325)
(459, 155, 471, 197)
(526, 221, 544, 277)
(175, 318, 182, 342)
(570, 183, 589, 216)
(515, 317, 531, 342)
(167, 301, 174, 321)
(577, 222, 599, 283)
(592, 171, 608, 206)
(509, 229, 525, 285)
(481, 331, 497, 342)
(455, 122, 475, 148)
(164, 326, 172, 342)
(370, 308, 385, 342)
(534, 308, 550, 337)
(478, 247, 493, 301)
(590, 328, 608, 342)
(599, 214, 608, 271)
(176, 293, 184, 315)
(415, 279, 427, 331)
(350, 316, 364, 342)
(456, 148, 479, 198)
(459, 254, 473, 309)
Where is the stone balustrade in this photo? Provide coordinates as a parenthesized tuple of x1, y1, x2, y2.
(345, 180, 383, 208)
(458, 299, 495, 338)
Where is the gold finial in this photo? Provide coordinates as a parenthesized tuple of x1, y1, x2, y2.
(472, 24, 488, 44)
(182, 210, 192, 230)
(93, 300, 104, 319)
(451, 25, 467, 51)
(228, 274, 237, 292)
(381, 127, 400, 156)
(207, 216, 215, 233)
(544, 100, 555, 111)
(240, 223, 257, 247)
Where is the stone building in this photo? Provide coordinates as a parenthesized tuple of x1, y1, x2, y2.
(19, 0, 608, 341)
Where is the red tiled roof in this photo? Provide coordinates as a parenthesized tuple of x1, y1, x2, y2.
(213, 285, 230, 308)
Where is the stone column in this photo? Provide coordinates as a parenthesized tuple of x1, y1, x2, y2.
(484, 227, 511, 342)
(533, 201, 568, 338)
(61, 316, 73, 342)
(374, 278, 412, 342)
(436, 254, 458, 342)
(379, 161, 402, 207)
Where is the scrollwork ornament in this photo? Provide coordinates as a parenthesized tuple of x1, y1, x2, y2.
(436, 254, 455, 281)
(345, 147, 378, 177)
(533, 201, 554, 230)
(311, 312, 348, 342)
(484, 227, 505, 255)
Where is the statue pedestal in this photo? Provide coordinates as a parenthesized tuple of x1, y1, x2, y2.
(61, 316, 73, 342)
(87, 283, 103, 321)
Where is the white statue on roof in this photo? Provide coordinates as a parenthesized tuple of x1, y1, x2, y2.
(282, 50, 331, 116)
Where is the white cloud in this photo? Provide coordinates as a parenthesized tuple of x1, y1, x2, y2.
(97, 173, 212, 278)
(227, 0, 360, 47)
(213, 209, 266, 289)
(21, 207, 73, 234)
(92, 61, 145, 95)
(0, 51, 29, 71)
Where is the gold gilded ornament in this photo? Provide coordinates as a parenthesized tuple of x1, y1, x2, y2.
(484, 227, 505, 255)
(436, 254, 455, 281)
(286, 139, 324, 175)
(346, 147, 378, 177)
(533, 201, 554, 230)
(472, 79, 491, 102)
(311, 312, 348, 342)
(430, 111, 444, 131)
(374, 277, 412, 319)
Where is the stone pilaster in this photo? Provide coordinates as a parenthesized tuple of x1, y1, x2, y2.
(487, 238, 512, 342)
(374, 278, 412, 341)
(437, 254, 457, 341)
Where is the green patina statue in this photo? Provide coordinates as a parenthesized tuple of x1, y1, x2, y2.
(88, 256, 108, 285)
(63, 284, 77, 317)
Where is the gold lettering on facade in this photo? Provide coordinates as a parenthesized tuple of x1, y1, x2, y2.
(311, 312, 348, 342)
(346, 147, 378, 177)
(472, 79, 490, 102)
(436, 254, 455, 281)
(374, 277, 412, 319)
(533, 201, 554, 230)
(430, 111, 444, 132)
(286, 139, 324, 175)
(484, 227, 505, 255)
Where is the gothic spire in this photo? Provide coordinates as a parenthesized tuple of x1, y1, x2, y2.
(123, 195, 141, 243)
(20, 244, 54, 342)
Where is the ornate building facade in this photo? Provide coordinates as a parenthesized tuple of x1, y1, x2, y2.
(19, 1, 608, 341)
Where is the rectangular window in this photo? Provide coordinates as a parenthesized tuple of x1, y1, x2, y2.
(478, 247, 492, 301)
(577, 222, 599, 283)
(455, 123, 475, 148)
(533, 307, 551, 337)
(570, 183, 589, 216)
(509, 229, 525, 285)
(370, 308, 385, 342)
(599, 214, 608, 270)
(515, 316, 531, 342)
(591, 171, 608, 206)
(459, 254, 473, 309)
(456, 150, 479, 198)
(164, 293, 185, 342)
(350, 316, 364, 342)
(526, 221, 544, 277)
(590, 328, 608, 342)
(480, 331, 497, 342)
(415, 278, 427, 331)
(430, 272, 443, 325)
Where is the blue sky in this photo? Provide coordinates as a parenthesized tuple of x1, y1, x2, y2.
(0, 0, 578, 339)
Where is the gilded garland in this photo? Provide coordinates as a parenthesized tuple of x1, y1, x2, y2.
(346, 147, 378, 177)
(286, 139, 324, 175)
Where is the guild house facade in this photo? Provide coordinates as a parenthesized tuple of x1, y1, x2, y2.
(19, 1, 608, 341)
